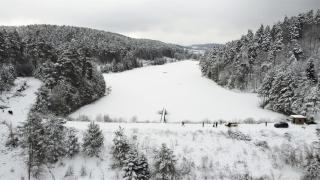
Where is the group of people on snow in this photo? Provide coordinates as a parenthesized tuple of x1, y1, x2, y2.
(181, 121, 219, 127)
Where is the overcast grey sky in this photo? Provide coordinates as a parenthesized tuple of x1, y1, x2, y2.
(0, 0, 319, 45)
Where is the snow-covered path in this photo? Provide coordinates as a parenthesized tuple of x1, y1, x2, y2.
(0, 77, 42, 126)
(70, 60, 284, 122)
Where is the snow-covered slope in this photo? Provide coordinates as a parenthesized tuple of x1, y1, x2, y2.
(2, 120, 318, 179)
(70, 60, 284, 122)
(0, 77, 42, 126)
(0, 71, 319, 179)
(0, 77, 42, 179)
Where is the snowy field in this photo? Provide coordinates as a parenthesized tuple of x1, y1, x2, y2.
(0, 77, 42, 126)
(70, 60, 284, 123)
(1, 120, 319, 179)
(0, 64, 320, 179)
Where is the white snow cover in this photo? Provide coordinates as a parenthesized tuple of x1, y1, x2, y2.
(1, 120, 319, 179)
(291, 115, 306, 118)
(70, 60, 284, 122)
(0, 64, 320, 179)
(0, 77, 42, 126)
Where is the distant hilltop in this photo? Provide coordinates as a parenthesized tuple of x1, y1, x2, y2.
(188, 43, 221, 51)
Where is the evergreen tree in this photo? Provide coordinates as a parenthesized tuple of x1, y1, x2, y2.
(36, 60, 58, 90)
(27, 37, 57, 70)
(314, 9, 320, 24)
(65, 128, 80, 157)
(269, 69, 286, 112)
(123, 150, 149, 180)
(246, 29, 254, 43)
(50, 82, 73, 115)
(78, 79, 95, 105)
(18, 112, 47, 179)
(268, 23, 284, 66)
(261, 25, 271, 52)
(91, 65, 107, 97)
(4, 29, 22, 64)
(298, 12, 306, 27)
(111, 58, 117, 72)
(111, 126, 131, 167)
(289, 18, 300, 41)
(292, 77, 309, 115)
(80, 65, 107, 105)
(276, 68, 296, 113)
(42, 115, 66, 163)
(258, 69, 276, 108)
(282, 15, 290, 30)
(306, 58, 316, 84)
(248, 43, 257, 66)
(290, 39, 303, 60)
(305, 10, 314, 25)
(234, 62, 249, 91)
(32, 85, 52, 114)
(153, 143, 177, 180)
(117, 62, 124, 72)
(0, 30, 6, 63)
(305, 86, 318, 118)
(123, 51, 135, 70)
(78, 42, 93, 80)
(56, 44, 82, 87)
(0, 64, 16, 93)
(254, 24, 264, 49)
(5, 122, 19, 148)
(271, 23, 284, 52)
(82, 121, 104, 157)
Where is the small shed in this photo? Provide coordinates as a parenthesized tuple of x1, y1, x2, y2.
(290, 115, 306, 125)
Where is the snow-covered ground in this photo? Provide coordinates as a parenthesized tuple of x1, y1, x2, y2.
(0, 77, 42, 126)
(1, 63, 320, 179)
(1, 120, 319, 179)
(70, 60, 284, 123)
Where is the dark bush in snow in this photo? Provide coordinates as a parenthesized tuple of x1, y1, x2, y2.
(302, 158, 320, 180)
(233, 171, 254, 180)
(226, 129, 251, 141)
(254, 140, 269, 149)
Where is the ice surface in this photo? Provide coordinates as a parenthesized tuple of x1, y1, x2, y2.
(70, 60, 284, 122)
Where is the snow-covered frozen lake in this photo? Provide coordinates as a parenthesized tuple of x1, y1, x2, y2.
(70, 60, 284, 122)
(0, 70, 319, 180)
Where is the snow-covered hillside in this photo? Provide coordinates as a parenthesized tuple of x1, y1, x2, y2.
(1, 120, 319, 179)
(1, 64, 320, 179)
(70, 60, 284, 122)
(0, 78, 42, 126)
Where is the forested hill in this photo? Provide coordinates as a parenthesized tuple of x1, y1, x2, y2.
(188, 43, 221, 51)
(0, 24, 187, 74)
(0, 24, 191, 116)
(200, 9, 320, 119)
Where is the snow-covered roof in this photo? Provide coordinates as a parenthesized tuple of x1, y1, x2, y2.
(290, 115, 306, 118)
